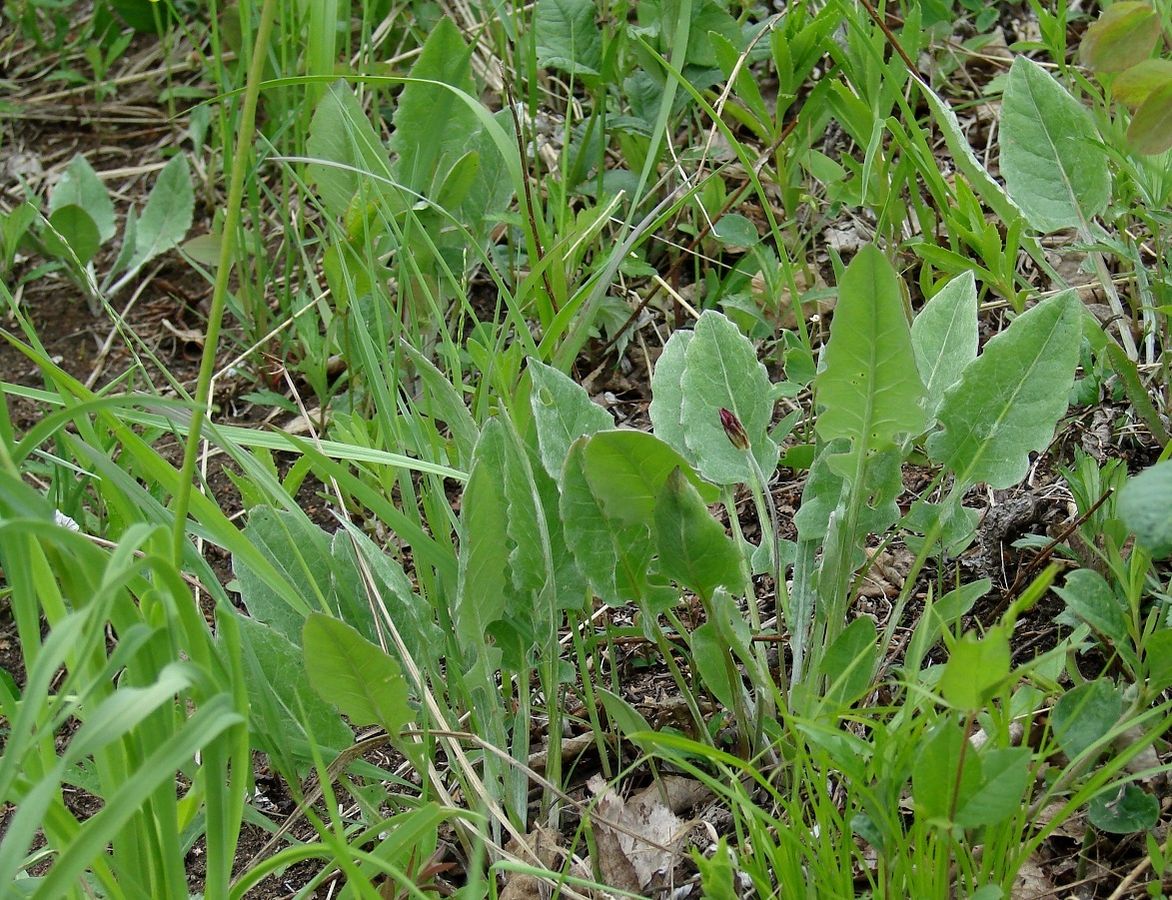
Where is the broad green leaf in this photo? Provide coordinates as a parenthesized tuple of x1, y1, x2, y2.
(690, 621, 738, 710)
(815, 245, 926, 478)
(331, 523, 444, 665)
(999, 57, 1110, 232)
(927, 291, 1081, 489)
(43, 205, 100, 265)
(1053, 568, 1127, 643)
(654, 467, 742, 598)
(303, 613, 414, 740)
(1114, 59, 1172, 108)
(240, 616, 351, 762)
(234, 507, 330, 643)
(128, 154, 193, 272)
(307, 80, 398, 218)
(434, 149, 480, 210)
(597, 686, 654, 737)
(649, 329, 694, 459)
(1051, 678, 1122, 759)
(939, 626, 1010, 710)
(913, 719, 983, 822)
(1127, 79, 1172, 155)
(954, 747, 1031, 828)
(535, 0, 603, 77)
(529, 358, 614, 481)
(1079, 2, 1159, 74)
(390, 18, 478, 194)
(681, 311, 779, 485)
(1118, 460, 1172, 557)
(1089, 784, 1159, 833)
(561, 438, 673, 610)
(912, 270, 978, 418)
(454, 419, 552, 658)
(50, 154, 115, 242)
(581, 429, 719, 525)
(712, 214, 758, 248)
(1145, 630, 1172, 691)
(818, 615, 877, 710)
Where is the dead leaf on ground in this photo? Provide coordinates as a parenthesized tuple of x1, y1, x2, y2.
(499, 824, 567, 900)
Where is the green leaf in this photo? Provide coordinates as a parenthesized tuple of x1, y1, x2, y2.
(307, 80, 398, 218)
(398, 340, 479, 467)
(1088, 784, 1159, 833)
(303, 613, 414, 740)
(535, 0, 603, 77)
(818, 615, 877, 710)
(654, 467, 742, 598)
(1053, 569, 1127, 644)
(815, 245, 926, 478)
(49, 154, 115, 242)
(434, 149, 480, 209)
(712, 213, 758, 248)
(240, 616, 351, 763)
(1051, 678, 1122, 759)
(999, 57, 1110, 232)
(954, 747, 1031, 828)
(680, 311, 779, 485)
(43, 205, 100, 265)
(649, 329, 694, 459)
(529, 359, 614, 482)
(913, 719, 983, 822)
(939, 626, 1010, 710)
(1127, 79, 1172, 156)
(927, 291, 1081, 489)
(912, 270, 978, 419)
(1118, 461, 1172, 557)
(582, 429, 719, 525)
(390, 18, 478, 194)
(561, 438, 673, 610)
(1079, 2, 1159, 74)
(234, 507, 330, 643)
(1113, 59, 1172, 108)
(127, 154, 193, 272)
(690, 620, 741, 711)
(597, 686, 654, 737)
(1144, 630, 1172, 692)
(455, 419, 552, 658)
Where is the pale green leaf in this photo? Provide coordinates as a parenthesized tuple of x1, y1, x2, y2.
(240, 616, 351, 760)
(927, 291, 1081, 488)
(1000, 57, 1110, 232)
(1114, 58, 1172, 108)
(814, 245, 926, 477)
(307, 80, 398, 219)
(681, 311, 779, 485)
(1054, 568, 1127, 643)
(1052, 678, 1122, 759)
(1117, 460, 1172, 557)
(1078, 2, 1159, 74)
(303, 613, 414, 737)
(912, 270, 978, 418)
(954, 747, 1031, 828)
(43, 205, 100, 265)
(390, 18, 478, 194)
(128, 154, 193, 271)
(50, 154, 115, 242)
(529, 358, 614, 481)
(649, 329, 694, 460)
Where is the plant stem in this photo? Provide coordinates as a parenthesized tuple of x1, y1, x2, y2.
(170, 0, 277, 565)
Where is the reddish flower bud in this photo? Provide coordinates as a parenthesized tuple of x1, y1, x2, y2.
(719, 408, 750, 451)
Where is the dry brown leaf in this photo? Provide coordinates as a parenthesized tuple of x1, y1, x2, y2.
(586, 775, 695, 895)
(500, 825, 565, 900)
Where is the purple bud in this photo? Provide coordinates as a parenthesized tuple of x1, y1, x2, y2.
(719, 408, 750, 451)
